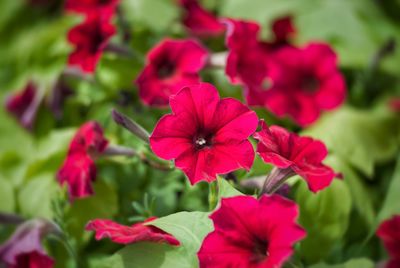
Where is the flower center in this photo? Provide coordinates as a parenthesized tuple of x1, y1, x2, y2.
(301, 75, 319, 93)
(193, 135, 212, 150)
(157, 61, 175, 79)
(251, 239, 269, 263)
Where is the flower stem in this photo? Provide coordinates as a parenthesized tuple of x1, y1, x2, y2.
(209, 180, 219, 211)
(259, 167, 294, 196)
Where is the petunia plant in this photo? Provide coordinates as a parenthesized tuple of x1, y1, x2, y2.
(1, 0, 400, 267)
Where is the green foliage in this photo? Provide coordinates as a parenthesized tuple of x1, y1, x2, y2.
(309, 258, 374, 268)
(296, 179, 352, 264)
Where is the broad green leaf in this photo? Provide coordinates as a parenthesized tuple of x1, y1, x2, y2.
(309, 258, 374, 268)
(107, 211, 212, 268)
(18, 173, 59, 219)
(0, 176, 15, 213)
(325, 155, 375, 228)
(123, 0, 179, 33)
(217, 177, 243, 198)
(66, 180, 118, 245)
(303, 107, 399, 177)
(376, 154, 400, 225)
(296, 179, 352, 264)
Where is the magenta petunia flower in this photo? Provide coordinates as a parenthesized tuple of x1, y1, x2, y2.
(65, 0, 119, 15)
(150, 83, 258, 185)
(135, 39, 209, 106)
(377, 215, 400, 268)
(264, 43, 346, 126)
(224, 19, 268, 87)
(86, 217, 180, 246)
(269, 16, 296, 48)
(254, 121, 337, 193)
(178, 0, 225, 37)
(57, 121, 108, 200)
(0, 219, 57, 267)
(198, 195, 306, 268)
(5, 82, 41, 130)
(67, 13, 116, 73)
(10, 251, 54, 268)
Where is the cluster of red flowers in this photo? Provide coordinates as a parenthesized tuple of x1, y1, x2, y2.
(65, 0, 118, 73)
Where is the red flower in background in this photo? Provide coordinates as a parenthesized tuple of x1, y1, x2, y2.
(86, 217, 180, 246)
(377, 215, 400, 268)
(0, 219, 57, 268)
(389, 98, 400, 113)
(198, 195, 306, 268)
(178, 0, 225, 37)
(135, 39, 209, 106)
(68, 13, 116, 73)
(10, 251, 54, 268)
(269, 16, 296, 48)
(254, 121, 337, 192)
(5, 82, 41, 130)
(224, 19, 268, 87)
(264, 43, 346, 126)
(57, 121, 108, 200)
(150, 83, 258, 185)
(65, 0, 119, 15)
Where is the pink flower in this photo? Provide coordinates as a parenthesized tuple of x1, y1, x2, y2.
(135, 39, 209, 106)
(224, 19, 268, 87)
(377, 215, 400, 267)
(150, 83, 258, 184)
(86, 217, 180, 246)
(264, 43, 346, 126)
(67, 13, 116, 73)
(5, 82, 41, 130)
(0, 219, 57, 267)
(65, 0, 118, 15)
(254, 121, 337, 193)
(10, 251, 54, 268)
(57, 121, 108, 200)
(178, 0, 225, 37)
(269, 16, 296, 47)
(198, 195, 306, 268)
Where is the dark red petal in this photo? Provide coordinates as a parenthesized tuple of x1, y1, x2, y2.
(377, 215, 400, 259)
(86, 218, 180, 246)
(10, 251, 54, 268)
(57, 153, 96, 200)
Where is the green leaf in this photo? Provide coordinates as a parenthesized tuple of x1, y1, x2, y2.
(66, 180, 118, 245)
(309, 258, 374, 268)
(123, 0, 179, 33)
(18, 173, 59, 219)
(296, 179, 352, 264)
(325, 155, 375, 228)
(107, 211, 213, 268)
(0, 175, 15, 213)
(303, 107, 399, 177)
(217, 177, 243, 199)
(377, 154, 400, 225)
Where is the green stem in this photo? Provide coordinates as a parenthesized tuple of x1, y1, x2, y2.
(208, 180, 219, 211)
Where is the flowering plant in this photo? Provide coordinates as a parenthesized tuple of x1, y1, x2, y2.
(0, 0, 400, 267)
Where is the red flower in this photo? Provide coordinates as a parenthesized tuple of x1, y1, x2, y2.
(224, 19, 268, 87)
(135, 39, 209, 106)
(0, 219, 57, 267)
(377, 215, 400, 267)
(178, 0, 225, 37)
(264, 43, 346, 126)
(5, 82, 41, 130)
(270, 16, 296, 47)
(10, 251, 54, 268)
(57, 121, 108, 200)
(65, 0, 118, 15)
(198, 195, 306, 268)
(254, 121, 337, 193)
(389, 98, 400, 113)
(86, 217, 180, 246)
(68, 13, 116, 73)
(150, 83, 258, 184)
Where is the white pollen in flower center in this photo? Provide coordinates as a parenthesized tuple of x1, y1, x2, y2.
(196, 137, 207, 146)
